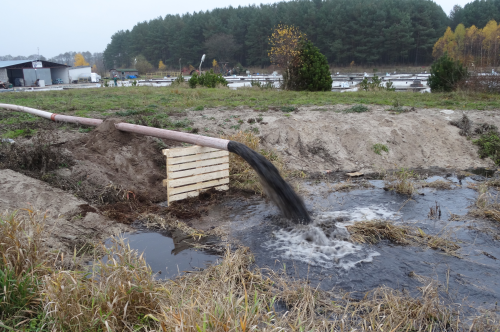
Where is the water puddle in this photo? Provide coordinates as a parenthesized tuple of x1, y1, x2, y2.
(104, 231, 220, 279)
(228, 175, 500, 308)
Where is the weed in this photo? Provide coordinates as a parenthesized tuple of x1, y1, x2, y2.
(194, 105, 204, 111)
(372, 143, 389, 155)
(473, 130, 500, 164)
(281, 106, 296, 113)
(230, 124, 241, 130)
(238, 119, 244, 124)
(78, 127, 93, 133)
(383, 168, 419, 196)
(2, 128, 36, 139)
(344, 104, 369, 113)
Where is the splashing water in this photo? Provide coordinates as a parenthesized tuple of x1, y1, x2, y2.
(264, 206, 399, 269)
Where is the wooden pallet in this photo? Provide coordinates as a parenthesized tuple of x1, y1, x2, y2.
(162, 145, 229, 204)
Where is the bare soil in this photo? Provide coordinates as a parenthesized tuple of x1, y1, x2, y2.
(190, 105, 500, 173)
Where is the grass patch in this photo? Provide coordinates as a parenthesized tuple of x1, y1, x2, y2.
(473, 130, 500, 165)
(422, 179, 454, 190)
(372, 143, 389, 155)
(469, 183, 500, 222)
(344, 104, 369, 113)
(383, 168, 420, 196)
(1, 128, 36, 139)
(347, 220, 460, 255)
(3, 87, 500, 117)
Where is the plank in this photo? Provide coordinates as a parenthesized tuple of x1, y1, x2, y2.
(169, 185, 229, 202)
(163, 145, 220, 157)
(163, 177, 229, 194)
(168, 163, 229, 179)
(166, 170, 229, 188)
(167, 156, 229, 171)
(167, 150, 229, 165)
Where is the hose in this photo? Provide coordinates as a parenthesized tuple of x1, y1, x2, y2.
(0, 103, 229, 150)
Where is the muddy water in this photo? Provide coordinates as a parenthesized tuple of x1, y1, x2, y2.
(104, 232, 219, 279)
(228, 175, 500, 308)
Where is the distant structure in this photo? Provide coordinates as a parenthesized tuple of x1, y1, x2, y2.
(0, 59, 69, 87)
(69, 66, 92, 83)
(109, 68, 139, 79)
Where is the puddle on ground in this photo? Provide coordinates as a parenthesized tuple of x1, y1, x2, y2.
(226, 175, 500, 309)
(104, 232, 220, 279)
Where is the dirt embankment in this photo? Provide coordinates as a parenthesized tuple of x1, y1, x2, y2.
(187, 106, 500, 173)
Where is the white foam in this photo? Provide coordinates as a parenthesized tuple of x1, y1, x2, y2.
(263, 205, 398, 270)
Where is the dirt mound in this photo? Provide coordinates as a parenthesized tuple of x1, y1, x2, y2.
(63, 119, 174, 203)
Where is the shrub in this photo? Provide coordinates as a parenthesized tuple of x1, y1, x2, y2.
(296, 41, 333, 91)
(372, 143, 389, 155)
(359, 75, 395, 91)
(428, 53, 467, 92)
(473, 130, 500, 165)
(188, 70, 228, 88)
(344, 104, 369, 113)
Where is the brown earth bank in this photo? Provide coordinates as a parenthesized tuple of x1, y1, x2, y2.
(186, 105, 499, 173)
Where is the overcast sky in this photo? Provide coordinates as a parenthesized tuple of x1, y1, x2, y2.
(1, 0, 472, 58)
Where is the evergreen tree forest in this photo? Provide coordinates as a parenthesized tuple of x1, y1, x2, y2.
(450, 0, 500, 30)
(103, 0, 448, 69)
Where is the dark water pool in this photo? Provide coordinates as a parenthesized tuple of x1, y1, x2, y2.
(104, 232, 220, 279)
(228, 175, 500, 309)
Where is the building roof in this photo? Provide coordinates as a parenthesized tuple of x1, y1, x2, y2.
(0, 60, 69, 69)
(0, 60, 36, 68)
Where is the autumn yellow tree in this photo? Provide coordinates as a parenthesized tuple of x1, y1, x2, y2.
(433, 20, 500, 67)
(268, 24, 305, 69)
(158, 60, 167, 70)
(268, 24, 306, 90)
(74, 53, 89, 66)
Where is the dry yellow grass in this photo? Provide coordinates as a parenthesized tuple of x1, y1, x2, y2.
(347, 220, 460, 255)
(1, 210, 498, 331)
(383, 168, 420, 196)
(469, 183, 500, 222)
(221, 131, 297, 194)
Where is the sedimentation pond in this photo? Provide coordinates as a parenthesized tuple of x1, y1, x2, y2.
(116, 172, 500, 311)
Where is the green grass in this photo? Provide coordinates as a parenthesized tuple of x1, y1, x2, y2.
(1, 87, 499, 115)
(372, 143, 389, 155)
(2, 129, 36, 139)
(344, 104, 369, 113)
(473, 130, 500, 164)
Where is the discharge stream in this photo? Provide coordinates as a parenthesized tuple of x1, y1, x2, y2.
(0, 103, 311, 224)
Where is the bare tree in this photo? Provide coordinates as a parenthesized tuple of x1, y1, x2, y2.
(204, 34, 239, 63)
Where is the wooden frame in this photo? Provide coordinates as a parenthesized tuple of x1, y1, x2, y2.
(162, 145, 229, 204)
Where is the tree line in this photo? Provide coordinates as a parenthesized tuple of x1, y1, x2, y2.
(449, 0, 500, 30)
(103, 0, 449, 69)
(433, 20, 500, 68)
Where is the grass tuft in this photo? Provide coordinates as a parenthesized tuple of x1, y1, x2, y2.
(344, 104, 369, 113)
(347, 220, 460, 255)
(372, 143, 389, 155)
(383, 168, 419, 196)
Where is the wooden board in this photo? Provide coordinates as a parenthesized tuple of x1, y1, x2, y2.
(163, 146, 230, 205)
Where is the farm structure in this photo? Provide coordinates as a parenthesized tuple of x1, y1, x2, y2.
(109, 68, 139, 79)
(0, 60, 69, 87)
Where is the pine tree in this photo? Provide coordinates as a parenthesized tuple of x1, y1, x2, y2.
(297, 41, 332, 91)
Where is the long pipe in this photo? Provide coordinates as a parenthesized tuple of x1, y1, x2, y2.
(0, 103, 230, 150)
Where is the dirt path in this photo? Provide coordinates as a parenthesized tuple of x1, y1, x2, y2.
(187, 105, 499, 173)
